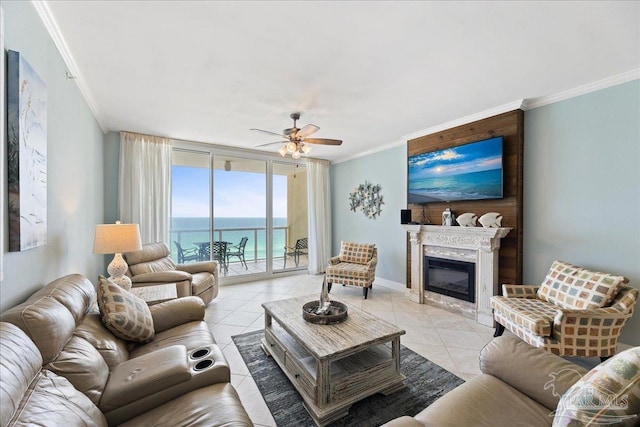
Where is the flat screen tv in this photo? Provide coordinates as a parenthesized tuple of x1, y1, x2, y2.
(408, 136, 503, 204)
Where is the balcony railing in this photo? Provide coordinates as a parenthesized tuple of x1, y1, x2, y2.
(171, 226, 289, 265)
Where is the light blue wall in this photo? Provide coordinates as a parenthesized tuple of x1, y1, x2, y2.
(330, 80, 640, 345)
(524, 80, 640, 345)
(1, 2, 105, 311)
(330, 145, 407, 283)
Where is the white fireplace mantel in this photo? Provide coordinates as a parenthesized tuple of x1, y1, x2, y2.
(403, 224, 512, 326)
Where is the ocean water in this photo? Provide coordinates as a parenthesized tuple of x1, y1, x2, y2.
(409, 169, 502, 203)
(171, 217, 288, 261)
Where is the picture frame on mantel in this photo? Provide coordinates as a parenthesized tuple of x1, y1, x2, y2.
(7, 49, 48, 252)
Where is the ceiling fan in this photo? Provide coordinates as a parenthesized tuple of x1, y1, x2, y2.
(252, 112, 342, 159)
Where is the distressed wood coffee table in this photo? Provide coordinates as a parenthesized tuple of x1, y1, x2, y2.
(261, 295, 406, 426)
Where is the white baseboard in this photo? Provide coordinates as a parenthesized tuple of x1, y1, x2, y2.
(374, 277, 409, 294)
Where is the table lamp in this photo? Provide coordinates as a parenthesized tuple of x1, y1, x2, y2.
(93, 221, 142, 290)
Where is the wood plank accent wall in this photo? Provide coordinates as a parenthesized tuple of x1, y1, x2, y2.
(406, 109, 524, 288)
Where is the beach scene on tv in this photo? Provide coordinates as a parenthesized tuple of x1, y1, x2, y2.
(408, 136, 503, 204)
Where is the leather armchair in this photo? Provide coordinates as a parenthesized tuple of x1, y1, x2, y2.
(125, 242, 218, 305)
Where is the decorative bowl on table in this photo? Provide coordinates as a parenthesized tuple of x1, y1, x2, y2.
(302, 300, 348, 325)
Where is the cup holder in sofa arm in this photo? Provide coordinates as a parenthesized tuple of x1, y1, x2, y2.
(194, 359, 214, 371)
(103, 343, 232, 426)
(190, 348, 210, 359)
(100, 345, 191, 412)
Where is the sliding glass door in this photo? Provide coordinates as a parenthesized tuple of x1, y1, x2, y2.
(170, 143, 308, 281)
(170, 150, 212, 265)
(213, 156, 267, 275)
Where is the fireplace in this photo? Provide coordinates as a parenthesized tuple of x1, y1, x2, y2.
(424, 257, 475, 303)
(403, 224, 511, 326)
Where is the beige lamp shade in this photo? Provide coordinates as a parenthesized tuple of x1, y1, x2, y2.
(94, 222, 142, 291)
(93, 223, 142, 254)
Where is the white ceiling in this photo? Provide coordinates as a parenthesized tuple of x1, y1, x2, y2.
(43, 1, 639, 162)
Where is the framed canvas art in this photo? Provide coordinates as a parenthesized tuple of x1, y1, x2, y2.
(0, 7, 4, 276)
(7, 50, 47, 251)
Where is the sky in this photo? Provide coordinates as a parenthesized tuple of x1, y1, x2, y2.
(171, 166, 288, 218)
(408, 136, 503, 180)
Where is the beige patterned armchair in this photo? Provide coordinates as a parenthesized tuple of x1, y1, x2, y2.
(326, 241, 378, 299)
(491, 260, 637, 361)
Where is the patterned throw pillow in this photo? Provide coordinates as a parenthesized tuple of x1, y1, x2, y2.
(97, 276, 154, 343)
(553, 347, 640, 426)
(537, 260, 627, 310)
(339, 241, 376, 265)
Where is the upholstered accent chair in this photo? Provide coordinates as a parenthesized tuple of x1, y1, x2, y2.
(491, 260, 638, 361)
(326, 241, 378, 299)
(124, 242, 219, 305)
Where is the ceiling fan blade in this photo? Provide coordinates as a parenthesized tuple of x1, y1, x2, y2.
(250, 128, 286, 138)
(303, 138, 343, 146)
(255, 140, 288, 148)
(296, 124, 320, 139)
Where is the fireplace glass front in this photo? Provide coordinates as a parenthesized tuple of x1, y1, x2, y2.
(424, 257, 475, 303)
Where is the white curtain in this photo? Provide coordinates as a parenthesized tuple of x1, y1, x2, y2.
(118, 131, 172, 244)
(307, 158, 331, 274)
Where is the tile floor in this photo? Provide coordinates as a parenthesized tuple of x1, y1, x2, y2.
(204, 273, 498, 427)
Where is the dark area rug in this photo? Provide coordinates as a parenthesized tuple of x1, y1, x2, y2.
(232, 329, 464, 427)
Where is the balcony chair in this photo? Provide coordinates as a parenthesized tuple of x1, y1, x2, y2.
(491, 260, 638, 361)
(284, 237, 308, 269)
(173, 241, 200, 264)
(124, 242, 218, 305)
(326, 241, 378, 299)
(198, 241, 229, 274)
(226, 237, 249, 270)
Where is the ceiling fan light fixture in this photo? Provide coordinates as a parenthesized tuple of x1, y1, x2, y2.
(252, 112, 342, 158)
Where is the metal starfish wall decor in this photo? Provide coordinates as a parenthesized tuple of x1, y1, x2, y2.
(348, 181, 384, 219)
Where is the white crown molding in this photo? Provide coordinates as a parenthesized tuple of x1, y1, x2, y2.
(334, 68, 639, 164)
(331, 138, 406, 165)
(522, 68, 640, 110)
(402, 99, 526, 143)
(332, 99, 526, 164)
(32, 1, 107, 132)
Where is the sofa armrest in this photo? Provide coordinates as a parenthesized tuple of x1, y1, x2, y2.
(501, 284, 539, 298)
(366, 256, 378, 269)
(177, 261, 217, 275)
(552, 307, 634, 353)
(381, 416, 425, 427)
(149, 297, 205, 332)
(480, 335, 587, 410)
(131, 271, 192, 283)
(328, 256, 341, 265)
(99, 345, 190, 412)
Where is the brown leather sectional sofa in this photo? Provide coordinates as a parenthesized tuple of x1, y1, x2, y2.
(0, 274, 252, 426)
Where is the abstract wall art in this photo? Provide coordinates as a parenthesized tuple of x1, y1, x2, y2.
(7, 50, 47, 251)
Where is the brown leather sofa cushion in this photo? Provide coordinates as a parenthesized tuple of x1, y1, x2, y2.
(0, 323, 108, 427)
(119, 383, 252, 427)
(74, 312, 129, 369)
(480, 335, 587, 410)
(47, 335, 110, 405)
(1, 296, 76, 364)
(26, 274, 96, 323)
